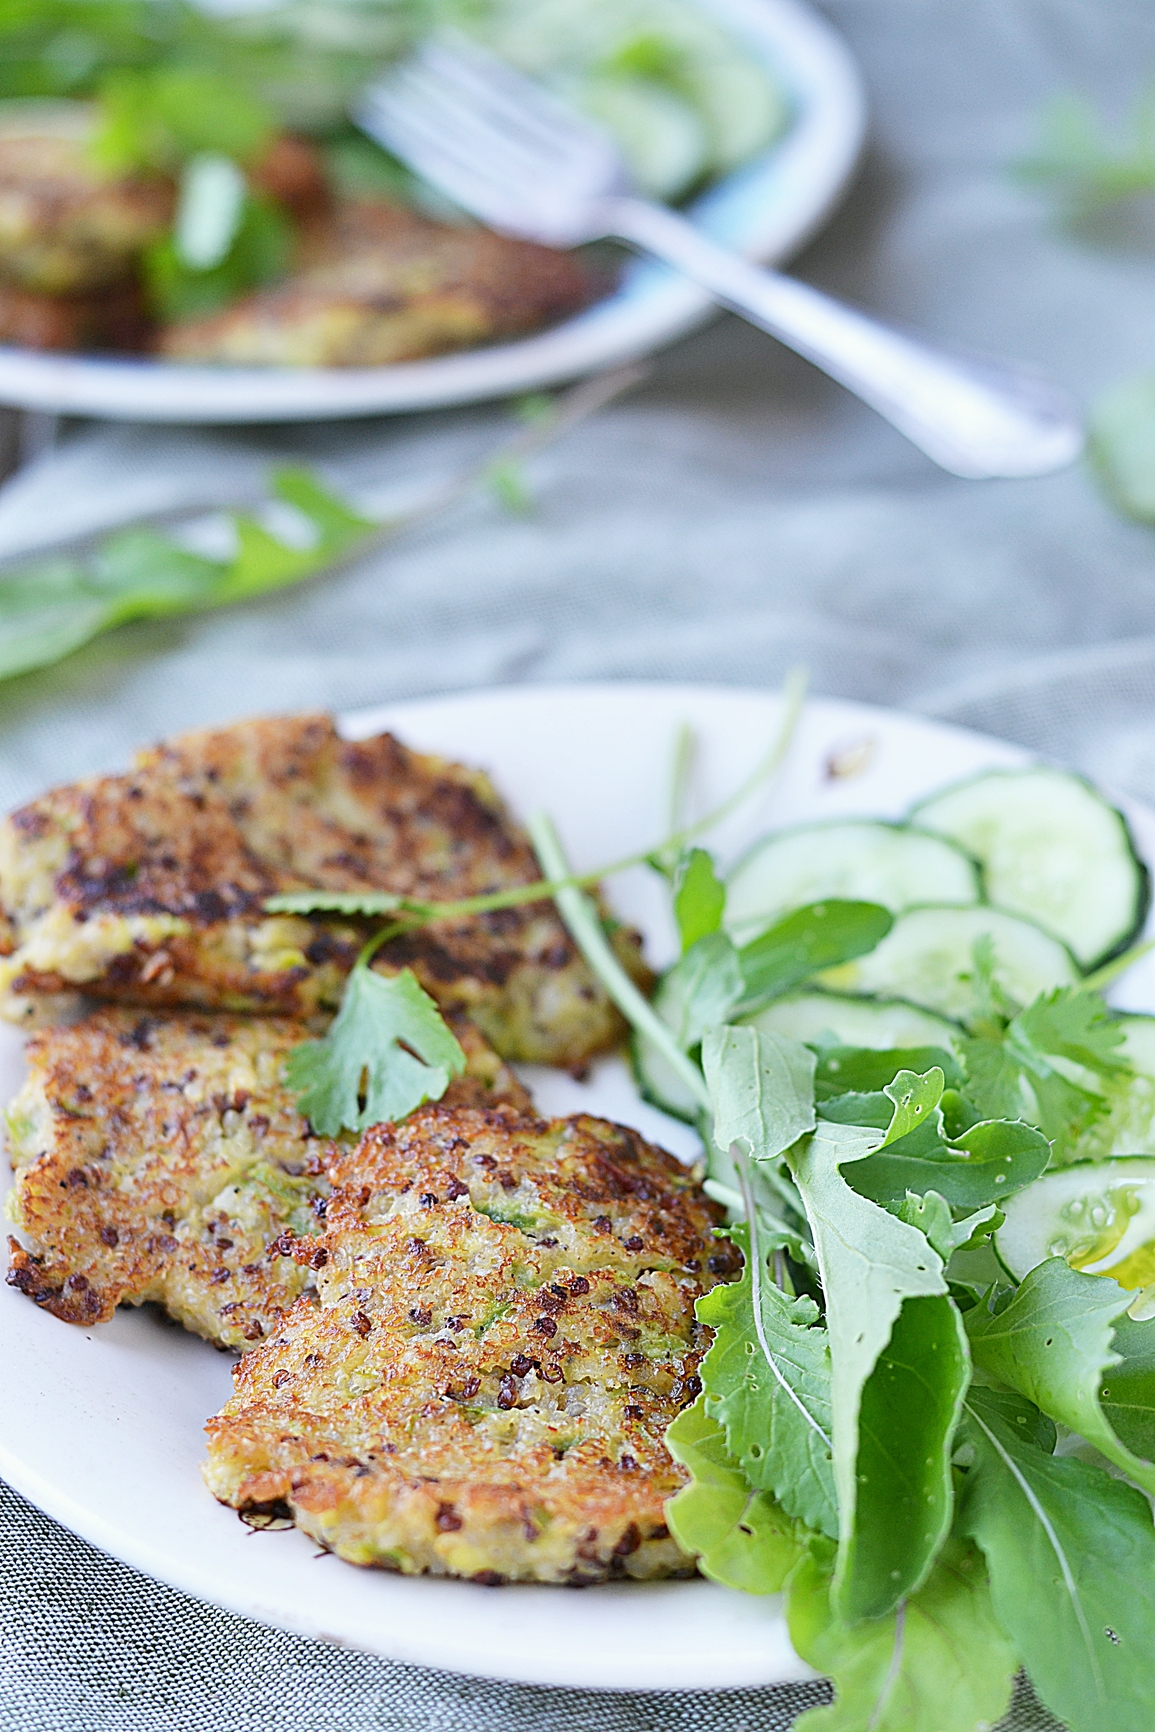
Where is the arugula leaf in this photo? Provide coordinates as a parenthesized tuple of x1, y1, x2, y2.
(737, 900, 893, 1014)
(790, 1120, 968, 1620)
(283, 966, 466, 1136)
(814, 1044, 963, 1101)
(696, 1223, 837, 1536)
(265, 892, 409, 918)
(673, 848, 726, 952)
(966, 1258, 1155, 1495)
(0, 467, 377, 684)
(898, 1192, 1003, 1261)
(656, 932, 745, 1052)
(962, 985, 1128, 1162)
(964, 1384, 1155, 1732)
(846, 1112, 1050, 1213)
(881, 1067, 945, 1143)
(702, 1023, 816, 1165)
(787, 1536, 1018, 1732)
(664, 1399, 807, 1594)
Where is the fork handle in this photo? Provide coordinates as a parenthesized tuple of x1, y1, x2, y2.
(598, 195, 1081, 479)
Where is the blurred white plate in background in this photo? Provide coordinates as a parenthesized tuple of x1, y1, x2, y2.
(0, 0, 865, 422)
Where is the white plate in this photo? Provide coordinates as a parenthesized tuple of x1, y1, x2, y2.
(5, 682, 1154, 1691)
(0, 0, 864, 423)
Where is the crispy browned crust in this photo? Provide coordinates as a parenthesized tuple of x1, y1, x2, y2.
(158, 199, 596, 366)
(0, 121, 172, 295)
(4, 1005, 530, 1348)
(0, 278, 152, 352)
(0, 711, 646, 1066)
(204, 1102, 733, 1584)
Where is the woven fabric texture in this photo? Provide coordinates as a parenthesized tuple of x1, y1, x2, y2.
(2, 1, 1154, 1727)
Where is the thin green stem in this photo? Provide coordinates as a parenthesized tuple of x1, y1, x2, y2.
(527, 811, 711, 1113)
(1083, 936, 1155, 992)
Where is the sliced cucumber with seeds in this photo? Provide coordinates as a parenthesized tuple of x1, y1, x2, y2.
(995, 1157, 1155, 1288)
(724, 820, 979, 945)
(745, 990, 961, 1053)
(911, 767, 1150, 970)
(819, 903, 1079, 1024)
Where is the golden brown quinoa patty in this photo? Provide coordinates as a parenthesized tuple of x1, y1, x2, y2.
(159, 199, 595, 366)
(5, 1005, 529, 1350)
(0, 711, 646, 1066)
(204, 1102, 733, 1584)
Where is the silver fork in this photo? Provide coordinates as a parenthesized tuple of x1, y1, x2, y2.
(356, 40, 1082, 480)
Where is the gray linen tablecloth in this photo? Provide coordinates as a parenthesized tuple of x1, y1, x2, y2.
(4, 2, 1155, 1726)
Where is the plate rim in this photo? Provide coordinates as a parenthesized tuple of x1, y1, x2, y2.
(9, 678, 1144, 1691)
(0, 0, 866, 422)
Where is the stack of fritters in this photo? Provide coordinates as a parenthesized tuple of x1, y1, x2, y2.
(0, 711, 645, 1066)
(3, 710, 722, 1587)
(204, 1102, 730, 1583)
(6, 1005, 529, 1350)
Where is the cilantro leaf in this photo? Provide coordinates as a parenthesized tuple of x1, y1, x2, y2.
(664, 1399, 807, 1594)
(787, 1536, 1017, 1732)
(283, 966, 466, 1136)
(673, 848, 726, 952)
(94, 65, 275, 175)
(966, 1258, 1155, 1496)
(962, 985, 1128, 1162)
(737, 900, 893, 1014)
(789, 1120, 969, 1621)
(696, 1223, 837, 1536)
(964, 1384, 1155, 1732)
(0, 467, 377, 684)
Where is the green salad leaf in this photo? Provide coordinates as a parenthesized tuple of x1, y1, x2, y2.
(962, 983, 1129, 1162)
(696, 1223, 836, 1536)
(963, 1385, 1155, 1732)
(737, 900, 893, 1014)
(966, 1258, 1155, 1495)
(789, 1119, 969, 1621)
(1090, 372, 1155, 524)
(1017, 89, 1155, 209)
(94, 64, 275, 174)
(787, 1536, 1018, 1732)
(672, 847, 726, 952)
(664, 1399, 806, 1593)
(284, 965, 466, 1136)
(845, 1107, 1050, 1214)
(0, 467, 376, 684)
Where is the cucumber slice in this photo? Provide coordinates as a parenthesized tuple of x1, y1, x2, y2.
(725, 821, 979, 945)
(578, 75, 706, 199)
(745, 990, 961, 1052)
(682, 56, 789, 174)
(819, 904, 1079, 1024)
(995, 1157, 1155, 1288)
(631, 1026, 701, 1123)
(911, 767, 1150, 970)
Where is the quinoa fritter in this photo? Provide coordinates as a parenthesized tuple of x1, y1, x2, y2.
(0, 103, 172, 295)
(5, 1004, 529, 1350)
(158, 199, 594, 367)
(204, 1102, 732, 1584)
(0, 711, 645, 1066)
